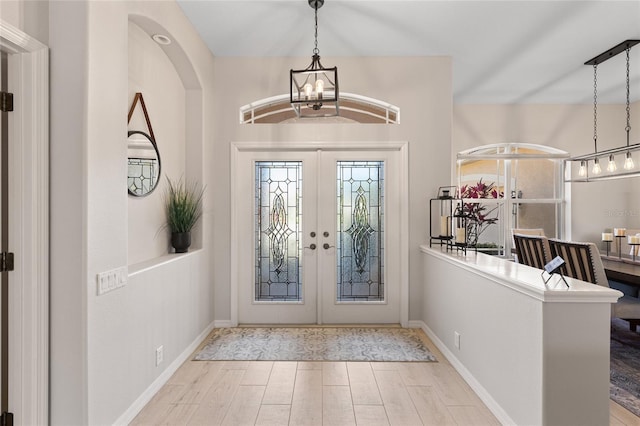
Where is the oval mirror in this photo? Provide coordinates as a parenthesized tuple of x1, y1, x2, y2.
(127, 130, 161, 196)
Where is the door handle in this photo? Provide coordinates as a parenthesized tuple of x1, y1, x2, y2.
(305, 243, 317, 250)
(323, 243, 335, 250)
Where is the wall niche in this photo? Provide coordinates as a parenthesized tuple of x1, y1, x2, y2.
(127, 16, 203, 266)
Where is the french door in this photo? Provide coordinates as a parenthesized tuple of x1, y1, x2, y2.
(234, 145, 403, 325)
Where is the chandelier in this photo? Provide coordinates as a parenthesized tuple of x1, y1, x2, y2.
(567, 39, 640, 182)
(290, 0, 339, 118)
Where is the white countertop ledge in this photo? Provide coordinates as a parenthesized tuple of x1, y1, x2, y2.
(420, 245, 623, 303)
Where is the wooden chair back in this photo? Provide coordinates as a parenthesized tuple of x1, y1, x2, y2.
(513, 234, 551, 270)
(548, 239, 608, 287)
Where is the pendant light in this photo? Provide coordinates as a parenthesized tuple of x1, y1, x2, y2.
(607, 154, 617, 172)
(578, 160, 587, 177)
(566, 40, 640, 182)
(290, 0, 339, 118)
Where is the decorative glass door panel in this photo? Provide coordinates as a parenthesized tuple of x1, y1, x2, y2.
(337, 161, 384, 302)
(235, 147, 401, 325)
(255, 161, 302, 302)
(319, 151, 400, 324)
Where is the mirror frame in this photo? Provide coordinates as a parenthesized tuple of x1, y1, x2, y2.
(127, 130, 162, 197)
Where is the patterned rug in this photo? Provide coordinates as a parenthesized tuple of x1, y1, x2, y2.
(611, 318, 640, 416)
(194, 327, 437, 362)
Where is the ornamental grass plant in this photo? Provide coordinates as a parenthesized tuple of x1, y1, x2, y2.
(164, 177, 205, 234)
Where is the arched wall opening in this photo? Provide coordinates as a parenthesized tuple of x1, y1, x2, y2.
(127, 14, 204, 265)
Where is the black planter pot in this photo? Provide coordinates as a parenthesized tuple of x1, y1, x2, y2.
(171, 232, 191, 253)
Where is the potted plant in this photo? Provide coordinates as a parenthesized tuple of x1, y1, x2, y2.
(164, 177, 205, 253)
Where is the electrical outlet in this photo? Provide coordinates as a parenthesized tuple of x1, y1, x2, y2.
(454, 331, 461, 349)
(156, 345, 164, 366)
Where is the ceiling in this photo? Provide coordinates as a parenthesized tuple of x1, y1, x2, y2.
(177, 1, 640, 104)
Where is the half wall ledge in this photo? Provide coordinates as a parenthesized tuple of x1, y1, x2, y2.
(420, 245, 621, 426)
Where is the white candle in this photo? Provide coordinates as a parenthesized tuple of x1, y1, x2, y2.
(455, 227, 466, 244)
(629, 235, 640, 244)
(602, 232, 613, 242)
(440, 216, 449, 236)
(614, 228, 627, 237)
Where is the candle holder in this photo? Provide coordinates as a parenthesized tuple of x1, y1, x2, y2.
(616, 235, 625, 260)
(628, 235, 640, 263)
(601, 231, 613, 257)
(450, 202, 469, 255)
(429, 186, 456, 249)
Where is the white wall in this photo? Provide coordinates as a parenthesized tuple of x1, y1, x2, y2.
(453, 103, 640, 243)
(211, 56, 453, 324)
(48, 2, 90, 423)
(0, 0, 49, 45)
(49, 1, 216, 424)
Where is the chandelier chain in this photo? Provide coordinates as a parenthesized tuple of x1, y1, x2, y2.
(313, 5, 319, 55)
(626, 47, 631, 144)
(593, 64, 598, 153)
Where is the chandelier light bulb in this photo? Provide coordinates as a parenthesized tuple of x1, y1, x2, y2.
(578, 160, 587, 177)
(607, 154, 617, 172)
(592, 158, 602, 175)
(303, 83, 313, 100)
(624, 151, 635, 170)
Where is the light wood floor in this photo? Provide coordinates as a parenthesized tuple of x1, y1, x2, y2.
(132, 330, 640, 426)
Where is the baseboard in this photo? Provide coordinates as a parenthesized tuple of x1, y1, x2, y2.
(114, 320, 216, 425)
(213, 319, 234, 328)
(411, 320, 514, 426)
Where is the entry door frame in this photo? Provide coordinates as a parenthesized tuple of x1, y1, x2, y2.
(230, 141, 409, 328)
(0, 20, 49, 425)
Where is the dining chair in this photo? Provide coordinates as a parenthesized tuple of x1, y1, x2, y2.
(513, 233, 551, 270)
(549, 238, 640, 331)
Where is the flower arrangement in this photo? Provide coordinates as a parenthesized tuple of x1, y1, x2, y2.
(458, 179, 503, 245)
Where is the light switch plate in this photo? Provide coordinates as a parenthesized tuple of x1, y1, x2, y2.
(96, 266, 128, 295)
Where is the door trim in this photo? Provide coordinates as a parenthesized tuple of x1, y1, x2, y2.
(230, 141, 409, 327)
(0, 20, 49, 425)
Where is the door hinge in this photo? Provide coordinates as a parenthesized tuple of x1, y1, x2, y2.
(0, 252, 14, 272)
(0, 411, 14, 426)
(0, 92, 13, 112)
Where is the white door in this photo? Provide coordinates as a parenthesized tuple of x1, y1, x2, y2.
(0, 50, 6, 419)
(0, 22, 49, 425)
(234, 146, 403, 325)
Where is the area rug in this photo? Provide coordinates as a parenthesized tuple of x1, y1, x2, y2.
(194, 327, 437, 362)
(611, 318, 640, 416)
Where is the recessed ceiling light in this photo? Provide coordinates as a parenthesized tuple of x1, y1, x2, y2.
(152, 34, 171, 45)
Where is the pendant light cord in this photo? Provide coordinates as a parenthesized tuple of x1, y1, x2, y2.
(593, 64, 598, 153)
(313, 4, 319, 55)
(626, 47, 631, 147)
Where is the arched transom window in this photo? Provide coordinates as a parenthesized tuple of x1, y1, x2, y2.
(239, 93, 400, 124)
